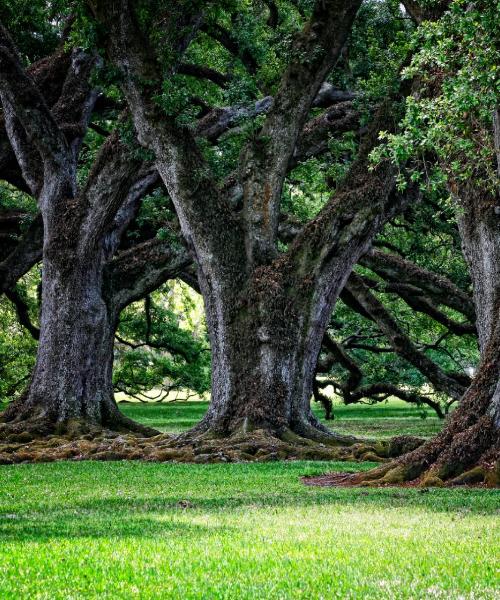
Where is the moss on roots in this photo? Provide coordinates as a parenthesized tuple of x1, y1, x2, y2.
(0, 421, 425, 465)
(304, 425, 499, 489)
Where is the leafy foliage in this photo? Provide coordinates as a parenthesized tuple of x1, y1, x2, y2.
(114, 282, 211, 401)
(371, 0, 500, 193)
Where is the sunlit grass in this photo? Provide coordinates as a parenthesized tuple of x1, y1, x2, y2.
(0, 401, 496, 599)
(0, 461, 498, 599)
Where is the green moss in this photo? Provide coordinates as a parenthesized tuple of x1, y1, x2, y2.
(449, 466, 486, 486)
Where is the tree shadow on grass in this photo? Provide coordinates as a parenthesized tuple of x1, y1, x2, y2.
(0, 478, 497, 544)
(0, 507, 233, 543)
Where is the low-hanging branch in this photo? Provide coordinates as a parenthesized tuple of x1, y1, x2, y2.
(360, 249, 475, 322)
(345, 273, 470, 400)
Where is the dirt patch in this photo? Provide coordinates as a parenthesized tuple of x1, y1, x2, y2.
(302, 470, 496, 488)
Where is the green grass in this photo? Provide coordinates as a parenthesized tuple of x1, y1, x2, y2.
(119, 398, 445, 439)
(0, 461, 498, 599)
(0, 401, 498, 599)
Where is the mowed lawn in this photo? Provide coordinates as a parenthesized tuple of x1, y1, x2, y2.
(119, 398, 445, 439)
(0, 402, 498, 599)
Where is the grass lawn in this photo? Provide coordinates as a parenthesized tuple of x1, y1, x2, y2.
(0, 401, 498, 599)
(119, 398, 445, 439)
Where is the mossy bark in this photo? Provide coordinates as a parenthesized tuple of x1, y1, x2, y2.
(0, 244, 153, 436)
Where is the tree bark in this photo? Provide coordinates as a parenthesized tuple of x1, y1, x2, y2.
(195, 260, 359, 443)
(2, 250, 120, 426)
(0, 28, 167, 434)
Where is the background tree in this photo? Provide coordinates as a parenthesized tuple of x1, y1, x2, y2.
(317, 0, 499, 486)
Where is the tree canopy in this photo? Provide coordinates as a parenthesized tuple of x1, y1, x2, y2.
(0, 0, 498, 485)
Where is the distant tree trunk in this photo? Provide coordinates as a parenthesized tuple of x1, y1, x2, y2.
(2, 247, 122, 428)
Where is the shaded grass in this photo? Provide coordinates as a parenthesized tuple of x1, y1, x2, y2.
(119, 398, 444, 439)
(0, 461, 498, 599)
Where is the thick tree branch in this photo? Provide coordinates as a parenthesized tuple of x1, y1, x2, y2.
(321, 332, 362, 390)
(90, 0, 246, 291)
(178, 62, 231, 88)
(383, 283, 476, 335)
(0, 24, 70, 177)
(200, 21, 258, 74)
(401, 1, 450, 24)
(290, 100, 361, 169)
(109, 237, 192, 311)
(240, 0, 362, 265)
(79, 131, 156, 252)
(288, 101, 407, 303)
(341, 382, 445, 418)
(195, 97, 273, 142)
(0, 215, 42, 293)
(0, 50, 73, 194)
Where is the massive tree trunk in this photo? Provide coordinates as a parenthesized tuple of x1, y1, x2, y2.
(197, 259, 360, 443)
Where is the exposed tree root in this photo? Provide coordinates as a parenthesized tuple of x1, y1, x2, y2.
(303, 407, 499, 488)
(0, 396, 161, 442)
(0, 418, 426, 465)
(305, 323, 500, 489)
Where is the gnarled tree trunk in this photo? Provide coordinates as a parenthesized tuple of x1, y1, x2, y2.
(1, 247, 123, 430)
(196, 260, 359, 444)
(324, 186, 500, 486)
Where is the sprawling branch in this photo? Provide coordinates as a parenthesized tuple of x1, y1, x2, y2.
(401, 0, 450, 23)
(289, 102, 405, 291)
(312, 82, 358, 108)
(345, 272, 468, 400)
(4, 287, 40, 340)
(320, 332, 362, 390)
(340, 382, 445, 418)
(0, 24, 70, 180)
(178, 62, 230, 88)
(0, 50, 73, 194)
(109, 237, 191, 312)
(90, 0, 246, 291)
(290, 100, 361, 169)
(382, 283, 476, 335)
(0, 25, 98, 212)
(360, 248, 476, 321)
(262, 0, 279, 28)
(195, 97, 273, 142)
(0, 215, 42, 293)
(316, 334, 447, 418)
(200, 21, 258, 74)
(79, 131, 156, 252)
